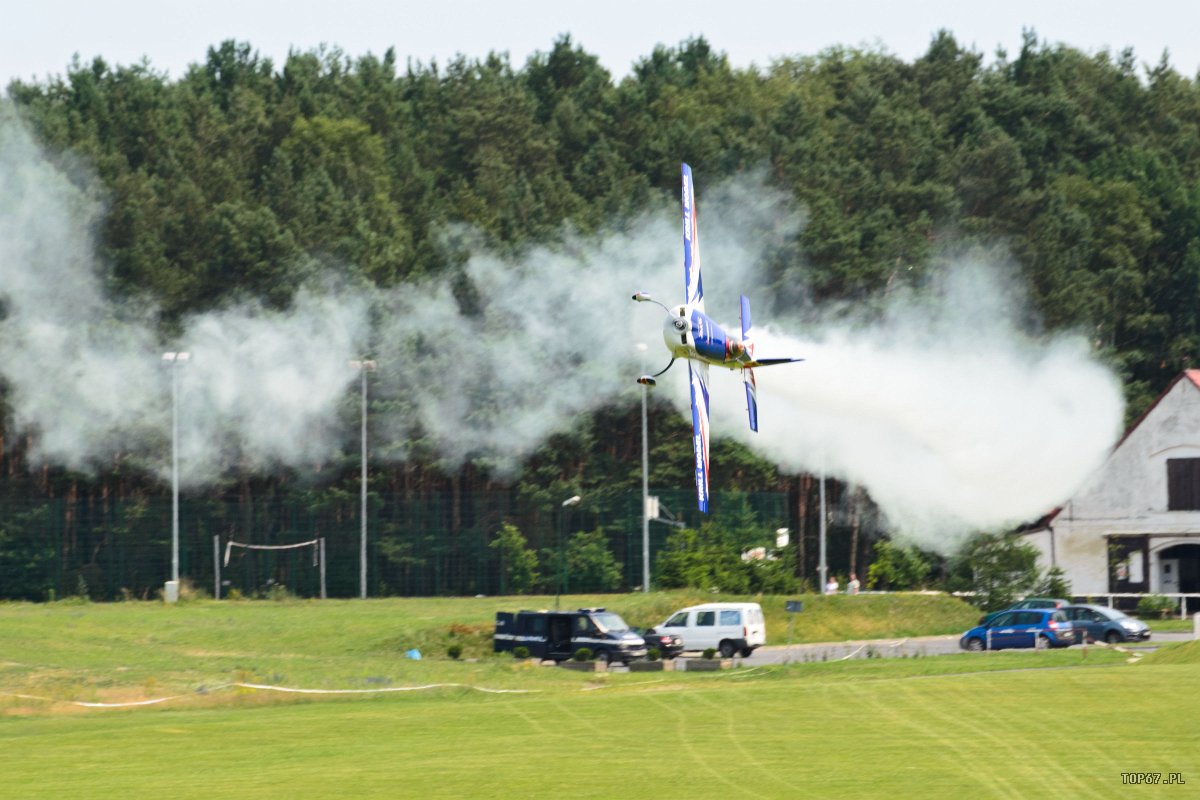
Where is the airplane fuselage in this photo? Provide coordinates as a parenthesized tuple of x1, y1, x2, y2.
(663, 304, 748, 369)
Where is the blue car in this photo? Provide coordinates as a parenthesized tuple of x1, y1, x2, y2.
(977, 597, 1069, 627)
(960, 608, 1075, 651)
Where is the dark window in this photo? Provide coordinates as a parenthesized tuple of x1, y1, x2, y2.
(696, 611, 715, 626)
(1167, 458, 1200, 510)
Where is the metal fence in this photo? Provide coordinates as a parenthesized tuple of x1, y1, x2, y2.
(0, 489, 792, 601)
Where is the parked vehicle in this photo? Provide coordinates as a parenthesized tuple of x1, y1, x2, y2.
(978, 597, 1070, 626)
(1062, 604, 1151, 644)
(493, 608, 648, 665)
(653, 602, 766, 658)
(959, 609, 1075, 651)
(632, 627, 684, 660)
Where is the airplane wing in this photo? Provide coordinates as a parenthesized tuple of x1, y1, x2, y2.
(744, 368, 759, 433)
(688, 361, 711, 513)
(682, 163, 704, 311)
(740, 295, 758, 432)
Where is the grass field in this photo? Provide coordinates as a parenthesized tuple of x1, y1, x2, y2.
(2, 594, 1197, 798)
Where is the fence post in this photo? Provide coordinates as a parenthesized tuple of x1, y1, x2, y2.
(213, 535, 220, 600)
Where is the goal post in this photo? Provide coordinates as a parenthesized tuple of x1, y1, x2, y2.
(217, 536, 326, 599)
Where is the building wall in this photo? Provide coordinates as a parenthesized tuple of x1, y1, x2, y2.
(1035, 376, 1200, 595)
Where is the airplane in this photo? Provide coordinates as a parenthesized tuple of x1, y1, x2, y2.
(633, 163, 802, 513)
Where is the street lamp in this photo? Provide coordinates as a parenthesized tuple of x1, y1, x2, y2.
(349, 359, 376, 600)
(557, 494, 581, 610)
(818, 455, 827, 592)
(162, 351, 190, 602)
(637, 342, 650, 592)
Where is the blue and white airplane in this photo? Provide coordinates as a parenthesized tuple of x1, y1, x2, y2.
(633, 163, 802, 513)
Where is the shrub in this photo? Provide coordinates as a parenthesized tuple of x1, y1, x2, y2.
(702, 647, 717, 660)
(573, 647, 592, 662)
(447, 644, 463, 660)
(646, 647, 661, 662)
(513, 646, 530, 659)
(1137, 594, 1176, 619)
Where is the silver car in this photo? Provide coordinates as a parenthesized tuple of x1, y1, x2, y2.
(1062, 604, 1151, 644)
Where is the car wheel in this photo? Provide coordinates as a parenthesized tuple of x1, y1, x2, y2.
(596, 650, 611, 665)
(1037, 634, 1052, 649)
(739, 647, 753, 658)
(1105, 630, 1122, 645)
(718, 641, 736, 658)
(965, 638, 984, 652)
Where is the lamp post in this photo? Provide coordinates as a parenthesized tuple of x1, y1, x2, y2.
(637, 342, 650, 592)
(349, 359, 376, 600)
(557, 494, 581, 610)
(162, 351, 190, 602)
(818, 455, 828, 592)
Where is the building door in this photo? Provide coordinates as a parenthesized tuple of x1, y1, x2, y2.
(1161, 559, 1180, 594)
(1158, 544, 1200, 593)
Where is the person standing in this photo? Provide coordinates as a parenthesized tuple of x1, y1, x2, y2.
(825, 575, 839, 594)
(847, 572, 861, 595)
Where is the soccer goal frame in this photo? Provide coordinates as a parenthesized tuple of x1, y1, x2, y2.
(214, 535, 326, 599)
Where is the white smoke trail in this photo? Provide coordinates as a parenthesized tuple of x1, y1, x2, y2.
(0, 106, 371, 485)
(703, 260, 1126, 547)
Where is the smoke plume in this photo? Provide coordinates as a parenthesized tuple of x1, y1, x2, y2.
(0, 105, 1125, 547)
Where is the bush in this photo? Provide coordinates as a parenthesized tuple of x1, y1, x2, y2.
(573, 647, 593, 662)
(866, 539, 932, 590)
(447, 644, 463, 660)
(1137, 594, 1176, 619)
(702, 647, 717, 660)
(646, 647, 661, 661)
(513, 646, 530, 659)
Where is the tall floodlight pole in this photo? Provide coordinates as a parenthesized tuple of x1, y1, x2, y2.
(350, 359, 376, 599)
(818, 454, 828, 592)
(637, 343, 650, 592)
(558, 495, 581, 610)
(162, 351, 190, 601)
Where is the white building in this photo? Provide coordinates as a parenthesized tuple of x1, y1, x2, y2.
(1021, 370, 1200, 596)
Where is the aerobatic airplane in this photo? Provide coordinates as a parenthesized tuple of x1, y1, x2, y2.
(633, 163, 802, 513)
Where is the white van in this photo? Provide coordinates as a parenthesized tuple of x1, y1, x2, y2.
(652, 602, 766, 657)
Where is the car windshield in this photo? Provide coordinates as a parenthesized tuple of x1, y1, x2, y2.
(591, 612, 630, 633)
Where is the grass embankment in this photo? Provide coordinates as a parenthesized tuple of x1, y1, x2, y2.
(0, 592, 972, 704)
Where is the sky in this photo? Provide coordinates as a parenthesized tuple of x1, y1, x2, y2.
(2, 0, 1199, 88)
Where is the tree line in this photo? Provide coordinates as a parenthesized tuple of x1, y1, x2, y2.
(2, 31, 1199, 600)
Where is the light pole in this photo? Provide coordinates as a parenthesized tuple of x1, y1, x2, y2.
(818, 455, 828, 592)
(637, 342, 650, 592)
(162, 351, 190, 602)
(557, 494, 581, 610)
(350, 359, 376, 600)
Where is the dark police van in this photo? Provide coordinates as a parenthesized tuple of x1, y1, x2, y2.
(493, 608, 648, 665)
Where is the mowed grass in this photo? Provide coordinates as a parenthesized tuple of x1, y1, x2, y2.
(3, 657, 1198, 799)
(2, 595, 1196, 798)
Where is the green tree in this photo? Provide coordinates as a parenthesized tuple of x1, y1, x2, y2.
(489, 522, 539, 594)
(950, 533, 1043, 611)
(563, 529, 623, 593)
